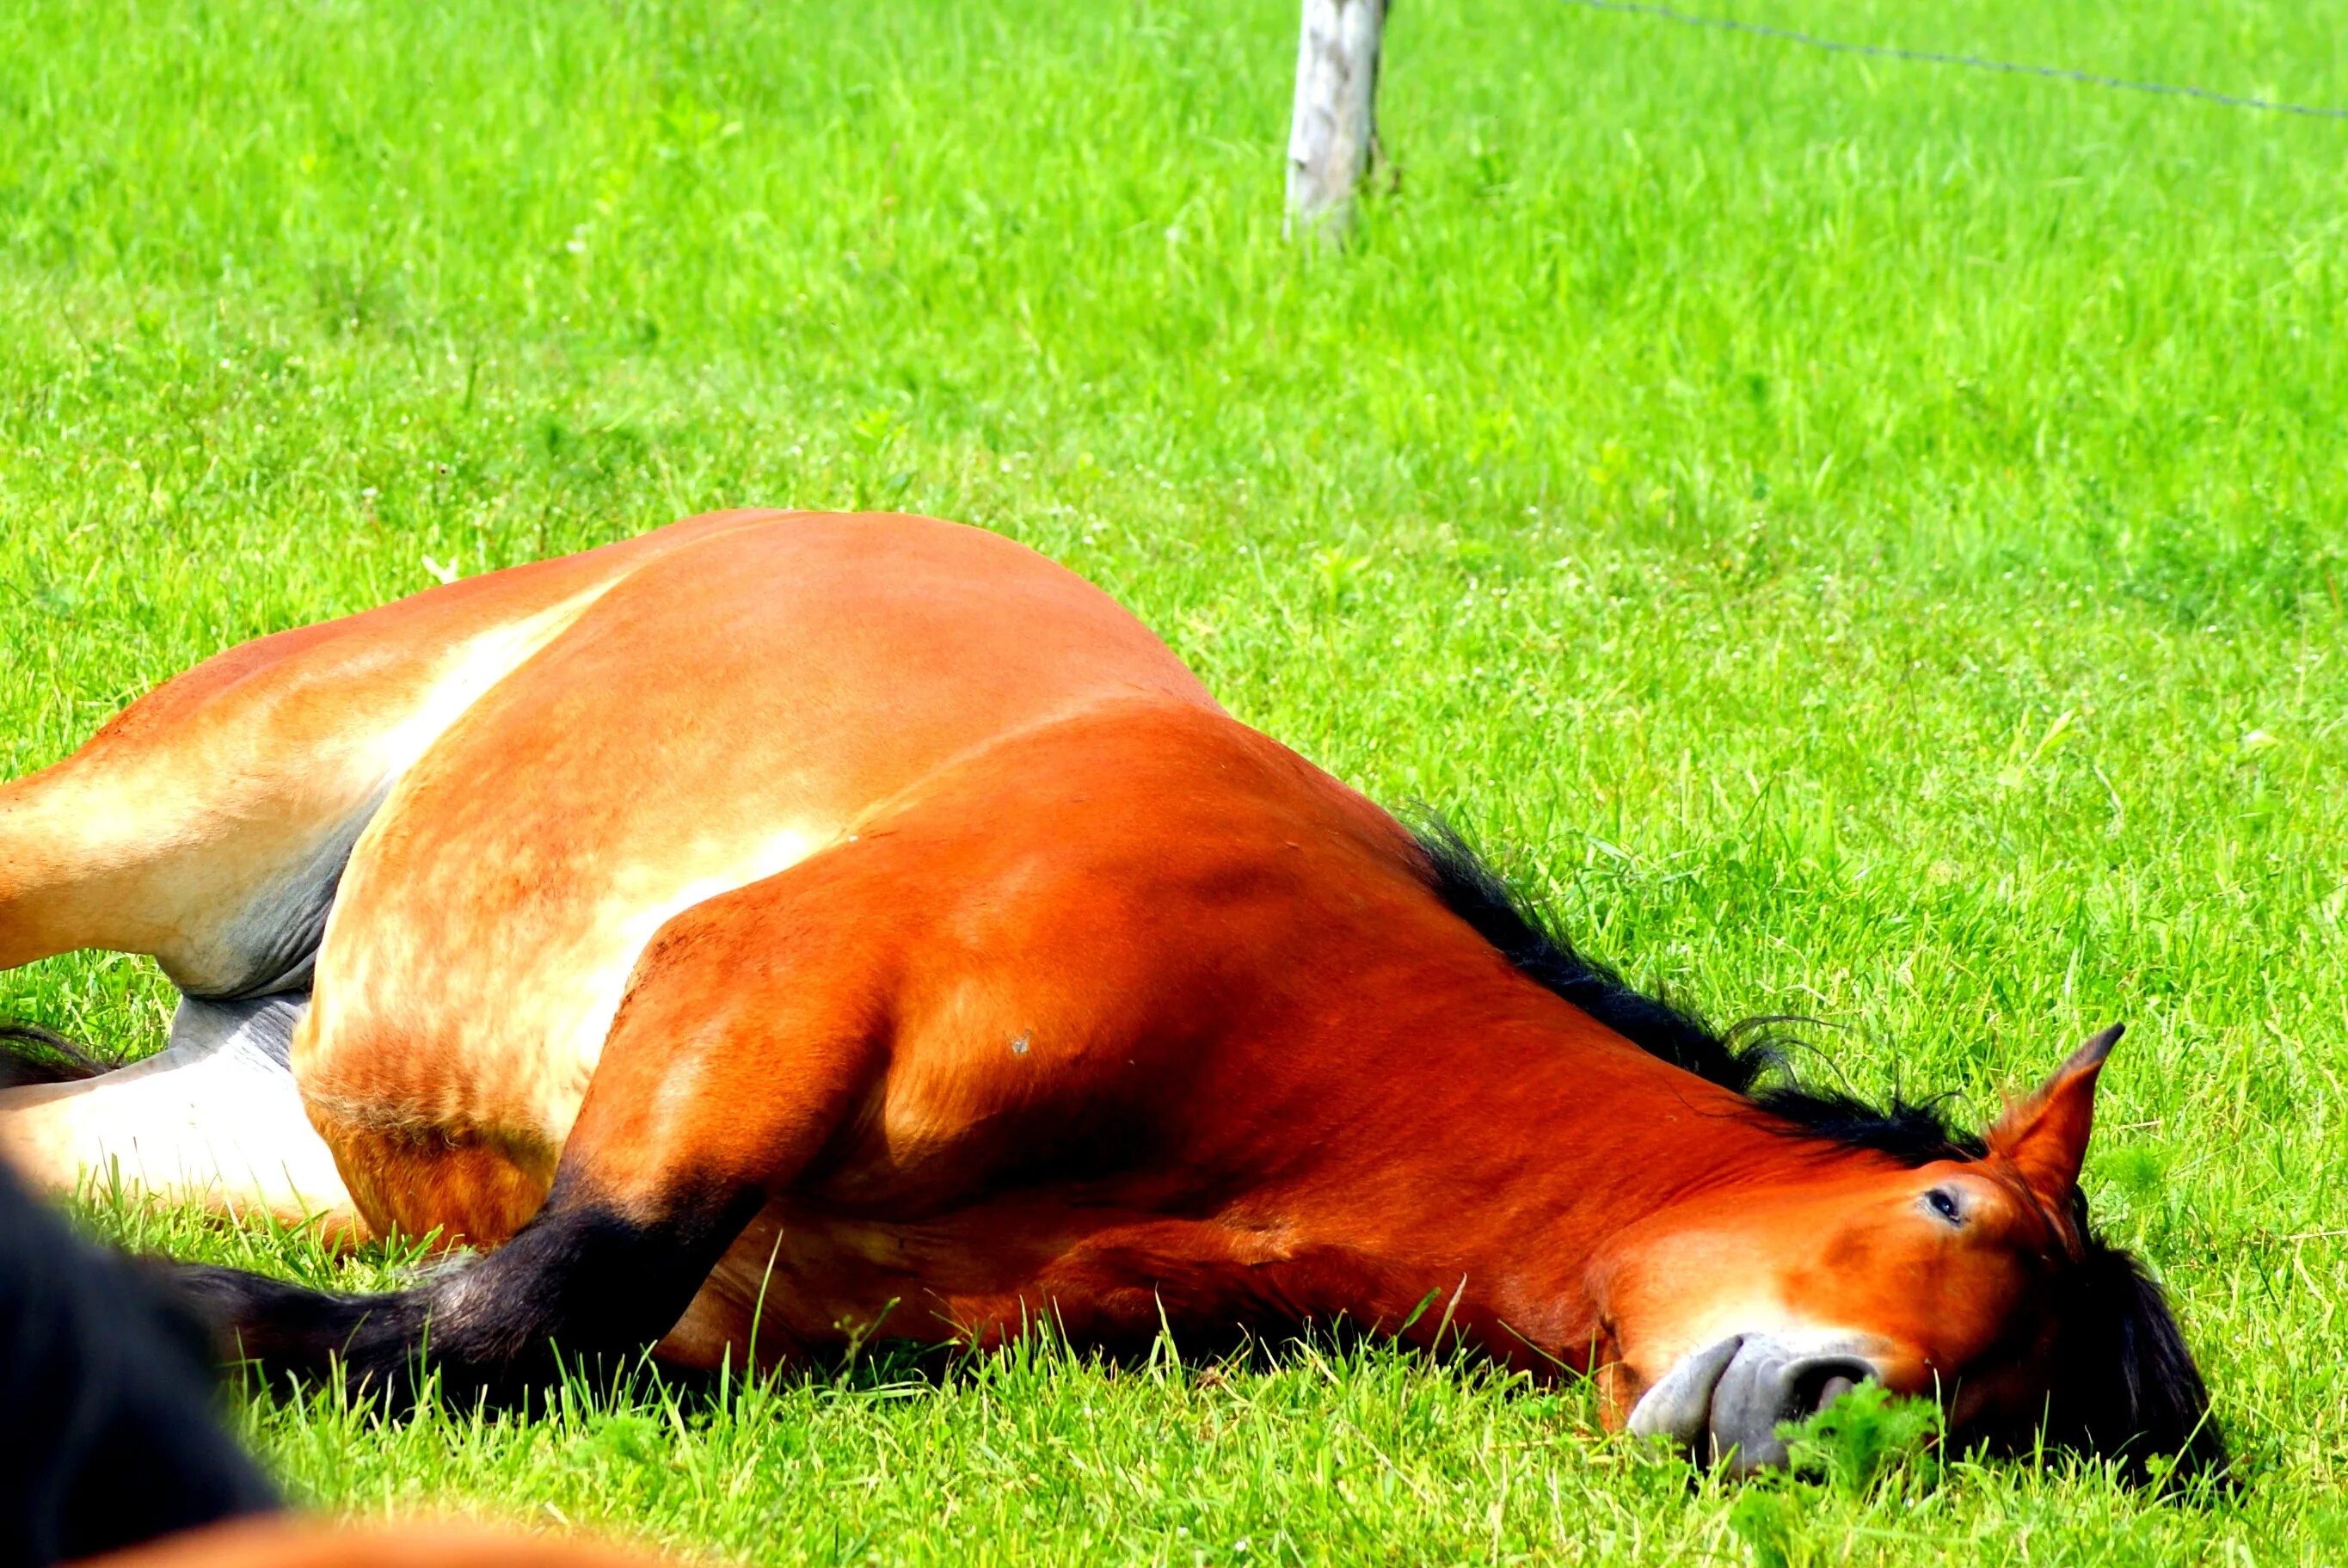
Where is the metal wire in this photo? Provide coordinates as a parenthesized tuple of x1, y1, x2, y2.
(1557, 0, 2348, 121)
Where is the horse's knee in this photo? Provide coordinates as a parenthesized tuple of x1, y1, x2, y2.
(298, 1035, 561, 1249)
(318, 1125, 550, 1251)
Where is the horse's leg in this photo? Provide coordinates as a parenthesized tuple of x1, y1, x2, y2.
(167, 864, 893, 1398)
(0, 624, 415, 1224)
(0, 995, 360, 1233)
(0, 636, 486, 1227)
(0, 580, 636, 993)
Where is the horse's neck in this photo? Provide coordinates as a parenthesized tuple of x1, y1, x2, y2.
(1241, 987, 1817, 1371)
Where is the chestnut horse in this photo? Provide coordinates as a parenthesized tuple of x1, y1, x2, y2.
(0, 512, 2217, 1477)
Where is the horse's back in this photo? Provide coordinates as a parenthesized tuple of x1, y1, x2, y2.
(296, 513, 1219, 1239)
(0, 508, 782, 990)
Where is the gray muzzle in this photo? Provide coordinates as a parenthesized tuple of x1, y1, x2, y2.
(1625, 1331, 1878, 1474)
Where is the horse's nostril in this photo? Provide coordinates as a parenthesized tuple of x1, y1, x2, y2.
(1700, 1343, 1881, 1475)
(1789, 1358, 1872, 1419)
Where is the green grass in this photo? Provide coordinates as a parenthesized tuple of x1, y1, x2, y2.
(3, 0, 2345, 1560)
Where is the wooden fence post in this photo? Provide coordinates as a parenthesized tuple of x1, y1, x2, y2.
(1286, 0, 1387, 240)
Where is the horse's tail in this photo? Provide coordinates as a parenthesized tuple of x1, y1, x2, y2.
(0, 1022, 106, 1088)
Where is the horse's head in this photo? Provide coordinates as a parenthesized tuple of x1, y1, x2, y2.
(1595, 1025, 2222, 1481)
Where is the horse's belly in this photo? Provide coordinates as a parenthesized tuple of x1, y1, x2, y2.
(289, 516, 1212, 1243)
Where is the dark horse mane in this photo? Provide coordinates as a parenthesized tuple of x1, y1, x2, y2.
(1409, 821, 1977, 1163)
(1411, 821, 2228, 1487)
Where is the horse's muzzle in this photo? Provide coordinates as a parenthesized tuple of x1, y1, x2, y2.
(1624, 1331, 1880, 1474)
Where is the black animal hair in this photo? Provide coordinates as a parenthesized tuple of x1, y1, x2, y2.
(2028, 1194, 2230, 1490)
(1411, 819, 2228, 1486)
(0, 1159, 280, 1564)
(0, 1022, 104, 1089)
(1411, 820, 1980, 1165)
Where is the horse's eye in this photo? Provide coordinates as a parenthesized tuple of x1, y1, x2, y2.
(1925, 1187, 1964, 1225)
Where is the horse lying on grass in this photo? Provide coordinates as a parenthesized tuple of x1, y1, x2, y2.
(0, 511, 2221, 1479)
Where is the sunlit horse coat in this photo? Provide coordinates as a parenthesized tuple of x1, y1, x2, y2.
(0, 512, 2219, 1477)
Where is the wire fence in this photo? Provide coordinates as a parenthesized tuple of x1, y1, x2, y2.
(1557, 0, 2348, 121)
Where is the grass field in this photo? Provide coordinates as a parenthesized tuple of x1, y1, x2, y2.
(3, 0, 2345, 1561)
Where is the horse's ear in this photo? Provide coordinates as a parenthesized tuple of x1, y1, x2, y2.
(1986, 1024, 2124, 1205)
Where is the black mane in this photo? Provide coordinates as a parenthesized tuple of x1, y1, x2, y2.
(1411, 821, 2227, 1486)
(1411, 821, 1979, 1165)
(2034, 1197, 2230, 1487)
